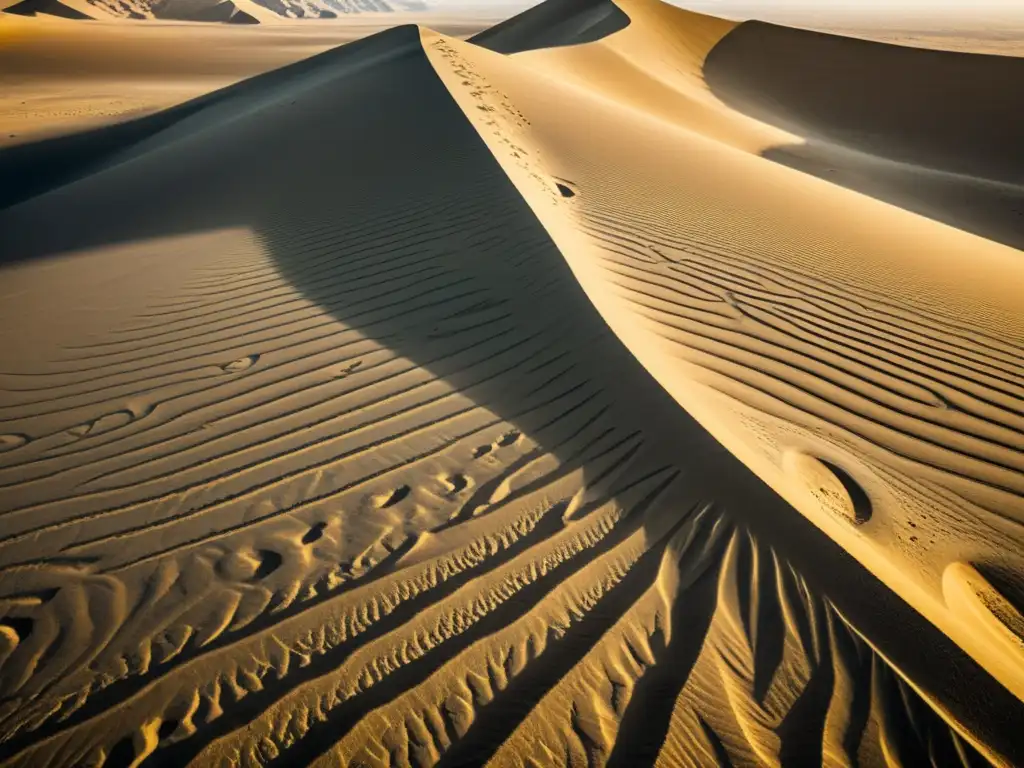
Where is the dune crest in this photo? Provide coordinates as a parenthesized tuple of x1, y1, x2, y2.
(421, 0, 1024, 711)
(0, 0, 1022, 765)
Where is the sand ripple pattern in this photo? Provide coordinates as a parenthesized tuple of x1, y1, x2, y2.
(0, 1, 1021, 766)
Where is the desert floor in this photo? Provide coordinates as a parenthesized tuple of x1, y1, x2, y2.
(0, 1, 1022, 766)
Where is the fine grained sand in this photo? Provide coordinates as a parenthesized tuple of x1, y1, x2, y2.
(0, 13, 495, 147)
(0, 1, 1022, 766)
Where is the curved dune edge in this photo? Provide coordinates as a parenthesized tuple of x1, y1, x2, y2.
(420, 0, 1024, 722)
(701, 20, 1024, 253)
(943, 562, 1024, 661)
(780, 451, 872, 526)
(0, 3, 1020, 767)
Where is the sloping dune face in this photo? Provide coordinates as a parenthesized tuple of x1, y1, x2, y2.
(468, 0, 629, 54)
(703, 22, 1024, 250)
(425, 0, 1024, 726)
(0, 2, 1022, 767)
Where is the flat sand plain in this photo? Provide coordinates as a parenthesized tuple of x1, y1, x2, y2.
(0, 1, 1022, 766)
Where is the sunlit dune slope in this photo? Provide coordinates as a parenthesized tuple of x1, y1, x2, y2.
(469, 0, 629, 54)
(424, 0, 1024, 712)
(0, 0, 1022, 766)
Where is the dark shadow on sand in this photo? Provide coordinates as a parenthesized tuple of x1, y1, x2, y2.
(0, 27, 438, 216)
(704, 21, 1024, 250)
(470, 0, 629, 54)
(0, 21, 1021, 767)
(3, 0, 91, 19)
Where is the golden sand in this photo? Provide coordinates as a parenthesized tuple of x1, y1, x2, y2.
(0, 1, 1021, 765)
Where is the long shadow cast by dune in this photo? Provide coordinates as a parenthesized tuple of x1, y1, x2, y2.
(469, 0, 629, 54)
(704, 22, 1024, 250)
(0, 20, 1021, 768)
(0, 25, 442, 219)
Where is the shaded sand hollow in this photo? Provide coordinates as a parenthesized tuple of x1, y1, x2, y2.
(0, 0, 1022, 766)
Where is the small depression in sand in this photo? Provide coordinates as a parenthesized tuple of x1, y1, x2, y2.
(782, 450, 873, 526)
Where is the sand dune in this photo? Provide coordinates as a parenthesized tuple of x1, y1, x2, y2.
(4, 0, 92, 19)
(0, 1, 1022, 766)
(704, 22, 1024, 249)
(0, 13, 493, 150)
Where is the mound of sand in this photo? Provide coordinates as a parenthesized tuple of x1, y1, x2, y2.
(0, 13, 496, 151)
(704, 21, 1024, 249)
(0, 1, 1021, 765)
(3, 0, 91, 19)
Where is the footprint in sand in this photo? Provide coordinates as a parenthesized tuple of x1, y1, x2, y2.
(473, 430, 522, 460)
(0, 434, 28, 453)
(221, 354, 260, 374)
(496, 430, 522, 448)
(376, 485, 411, 509)
(302, 521, 328, 545)
(444, 473, 470, 496)
(555, 180, 577, 198)
(217, 548, 282, 582)
(251, 550, 283, 580)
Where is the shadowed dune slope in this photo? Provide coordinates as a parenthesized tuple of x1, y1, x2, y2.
(704, 22, 1024, 182)
(469, 0, 629, 54)
(703, 21, 1024, 249)
(0, 25, 439, 217)
(0, 17, 492, 214)
(0, 1, 1022, 766)
(3, 0, 91, 18)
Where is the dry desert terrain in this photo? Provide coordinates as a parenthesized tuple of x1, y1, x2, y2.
(0, 0, 1022, 766)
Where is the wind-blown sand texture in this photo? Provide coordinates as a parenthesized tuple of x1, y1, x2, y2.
(0, 0, 1022, 765)
(0, 13, 494, 148)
